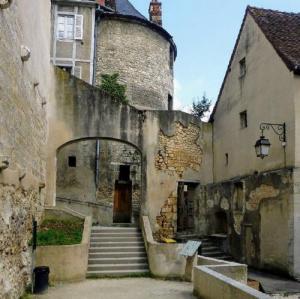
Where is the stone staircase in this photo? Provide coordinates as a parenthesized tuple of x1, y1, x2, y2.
(176, 233, 233, 261)
(86, 226, 149, 277)
(201, 238, 232, 261)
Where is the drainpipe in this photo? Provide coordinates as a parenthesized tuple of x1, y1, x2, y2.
(95, 140, 100, 188)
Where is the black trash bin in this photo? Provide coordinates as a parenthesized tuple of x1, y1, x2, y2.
(33, 266, 50, 294)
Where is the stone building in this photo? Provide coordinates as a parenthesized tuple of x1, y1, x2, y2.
(0, 1, 55, 298)
(200, 6, 300, 280)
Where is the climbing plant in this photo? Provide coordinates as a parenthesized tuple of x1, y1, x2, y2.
(99, 73, 128, 104)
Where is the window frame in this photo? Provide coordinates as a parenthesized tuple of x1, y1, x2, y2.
(57, 14, 75, 41)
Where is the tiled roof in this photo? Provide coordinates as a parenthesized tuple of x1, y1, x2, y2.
(115, 0, 147, 20)
(248, 6, 300, 72)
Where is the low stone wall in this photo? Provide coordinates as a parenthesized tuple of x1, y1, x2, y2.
(141, 216, 196, 280)
(36, 208, 92, 282)
(194, 256, 271, 299)
(56, 197, 113, 226)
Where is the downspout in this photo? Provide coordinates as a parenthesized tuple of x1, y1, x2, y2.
(95, 140, 100, 189)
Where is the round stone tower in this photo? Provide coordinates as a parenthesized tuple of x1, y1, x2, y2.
(95, 0, 176, 110)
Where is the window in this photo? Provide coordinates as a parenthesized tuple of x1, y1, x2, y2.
(57, 14, 83, 40)
(57, 15, 74, 40)
(225, 153, 229, 166)
(119, 165, 130, 181)
(240, 110, 248, 129)
(239, 57, 246, 77)
(168, 94, 173, 111)
(169, 48, 174, 73)
(68, 156, 76, 167)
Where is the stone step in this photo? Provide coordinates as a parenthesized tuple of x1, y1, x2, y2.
(89, 252, 147, 259)
(90, 236, 143, 242)
(92, 227, 139, 233)
(88, 257, 148, 265)
(202, 251, 225, 257)
(90, 232, 142, 238)
(90, 241, 144, 248)
(88, 263, 148, 272)
(89, 246, 146, 253)
(201, 246, 221, 253)
(86, 269, 149, 278)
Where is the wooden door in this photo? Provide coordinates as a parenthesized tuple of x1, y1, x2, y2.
(113, 180, 132, 223)
(177, 183, 195, 232)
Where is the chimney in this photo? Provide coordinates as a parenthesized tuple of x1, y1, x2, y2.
(149, 0, 162, 26)
(97, 0, 105, 6)
(97, 0, 116, 10)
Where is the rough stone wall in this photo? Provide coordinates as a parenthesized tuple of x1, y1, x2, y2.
(0, 1, 53, 297)
(155, 122, 203, 177)
(95, 19, 173, 110)
(149, 119, 206, 239)
(154, 193, 177, 240)
(198, 169, 292, 275)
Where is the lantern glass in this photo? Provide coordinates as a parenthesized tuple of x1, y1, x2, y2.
(255, 136, 271, 159)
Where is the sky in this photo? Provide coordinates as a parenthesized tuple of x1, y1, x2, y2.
(130, 0, 300, 114)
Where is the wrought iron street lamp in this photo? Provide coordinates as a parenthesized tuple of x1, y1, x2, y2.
(255, 122, 286, 159)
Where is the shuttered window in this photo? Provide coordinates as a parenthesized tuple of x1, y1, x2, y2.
(56, 14, 83, 40)
(74, 14, 83, 40)
(72, 66, 82, 79)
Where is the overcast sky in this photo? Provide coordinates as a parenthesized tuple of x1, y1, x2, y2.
(130, 0, 300, 114)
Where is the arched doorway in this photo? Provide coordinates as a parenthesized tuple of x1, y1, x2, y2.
(56, 138, 142, 225)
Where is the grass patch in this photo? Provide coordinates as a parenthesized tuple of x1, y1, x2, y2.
(36, 218, 84, 246)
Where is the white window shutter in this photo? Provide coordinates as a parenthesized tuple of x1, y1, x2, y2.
(73, 66, 82, 79)
(74, 14, 83, 40)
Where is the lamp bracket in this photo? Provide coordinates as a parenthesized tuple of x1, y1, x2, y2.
(260, 122, 286, 143)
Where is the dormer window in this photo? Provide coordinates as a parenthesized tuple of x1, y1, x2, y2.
(239, 57, 246, 77)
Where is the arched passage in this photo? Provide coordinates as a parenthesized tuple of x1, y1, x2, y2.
(55, 137, 143, 225)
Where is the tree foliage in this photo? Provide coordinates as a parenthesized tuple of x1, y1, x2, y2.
(191, 94, 211, 120)
(99, 73, 128, 104)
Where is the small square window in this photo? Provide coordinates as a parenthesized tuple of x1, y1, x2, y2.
(239, 57, 246, 77)
(240, 111, 247, 129)
(68, 156, 76, 167)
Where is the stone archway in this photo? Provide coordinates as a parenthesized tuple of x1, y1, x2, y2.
(55, 137, 143, 225)
(46, 69, 144, 207)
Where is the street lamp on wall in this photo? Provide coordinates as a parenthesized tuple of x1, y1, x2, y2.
(255, 122, 286, 159)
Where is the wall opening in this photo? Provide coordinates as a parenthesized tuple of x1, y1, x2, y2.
(68, 156, 76, 167)
(214, 211, 228, 234)
(168, 94, 173, 111)
(234, 181, 244, 211)
(177, 182, 198, 234)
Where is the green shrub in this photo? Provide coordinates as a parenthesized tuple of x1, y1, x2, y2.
(99, 73, 128, 104)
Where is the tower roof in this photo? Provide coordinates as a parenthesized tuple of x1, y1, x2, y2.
(98, 0, 177, 59)
(115, 0, 147, 20)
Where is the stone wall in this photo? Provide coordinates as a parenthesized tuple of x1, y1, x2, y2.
(197, 168, 293, 275)
(95, 18, 173, 110)
(0, 0, 54, 297)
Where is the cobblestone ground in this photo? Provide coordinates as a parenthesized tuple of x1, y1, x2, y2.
(33, 278, 195, 299)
